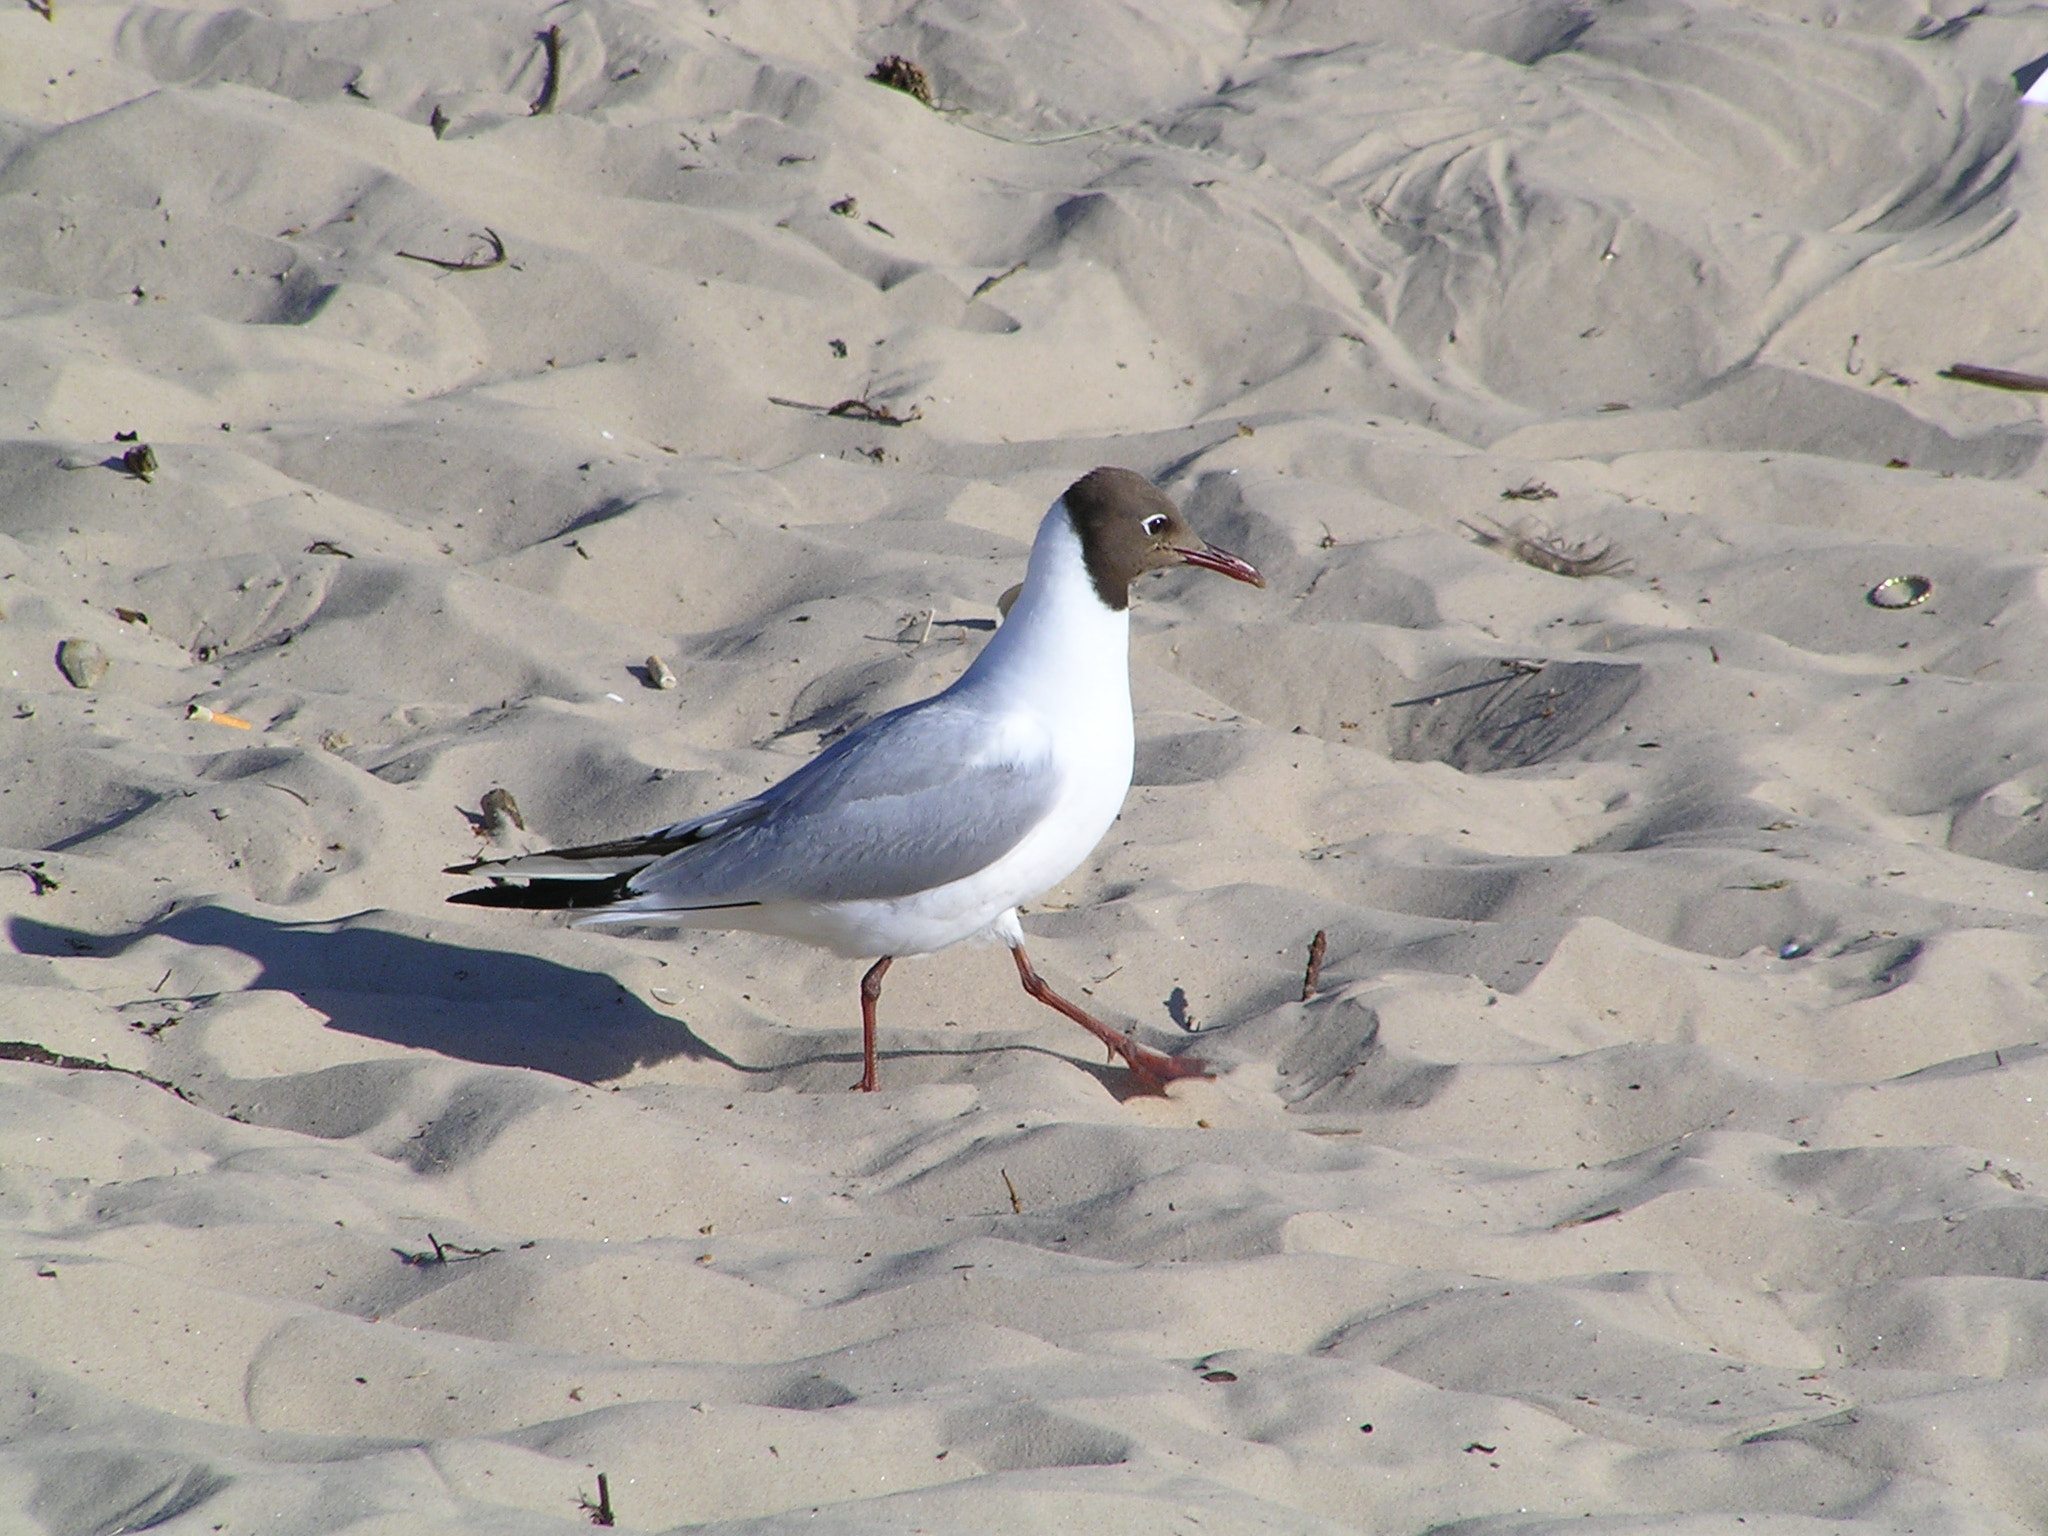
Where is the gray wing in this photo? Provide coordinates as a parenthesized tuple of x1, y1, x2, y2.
(619, 695, 1060, 909)
(443, 798, 780, 881)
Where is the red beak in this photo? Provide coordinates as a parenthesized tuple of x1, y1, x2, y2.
(1178, 542, 1265, 588)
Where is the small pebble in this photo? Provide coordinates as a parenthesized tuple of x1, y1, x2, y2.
(57, 638, 110, 689)
(122, 444, 158, 481)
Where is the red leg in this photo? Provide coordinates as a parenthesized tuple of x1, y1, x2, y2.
(853, 956, 892, 1092)
(1010, 944, 1209, 1094)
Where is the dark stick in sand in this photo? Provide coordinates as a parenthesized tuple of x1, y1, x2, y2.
(531, 25, 563, 115)
(972, 261, 1026, 299)
(2, 862, 57, 895)
(0, 1039, 189, 1099)
(396, 229, 508, 271)
(1939, 362, 2048, 393)
(768, 392, 923, 426)
(1302, 929, 1328, 1000)
(828, 394, 921, 425)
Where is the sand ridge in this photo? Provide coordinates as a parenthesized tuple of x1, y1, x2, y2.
(6, 0, 2048, 1531)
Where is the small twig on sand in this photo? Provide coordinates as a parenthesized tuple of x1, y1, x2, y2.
(530, 25, 563, 116)
(1, 862, 58, 895)
(581, 1473, 616, 1526)
(1939, 362, 2048, 394)
(768, 392, 923, 426)
(397, 1232, 500, 1266)
(1001, 1168, 1022, 1214)
(396, 228, 508, 272)
(0, 1040, 190, 1100)
(28, 0, 53, 20)
(972, 261, 1026, 299)
(1390, 660, 1545, 711)
(1553, 1206, 1624, 1230)
(828, 394, 921, 425)
(1301, 929, 1328, 1001)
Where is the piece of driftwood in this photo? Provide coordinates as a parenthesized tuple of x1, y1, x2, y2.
(531, 25, 563, 115)
(1939, 362, 2048, 393)
(1301, 929, 1328, 1000)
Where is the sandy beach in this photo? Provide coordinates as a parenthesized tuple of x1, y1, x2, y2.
(6, 1, 2048, 1530)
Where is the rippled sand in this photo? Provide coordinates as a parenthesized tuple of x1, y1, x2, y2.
(5, 3, 2048, 1531)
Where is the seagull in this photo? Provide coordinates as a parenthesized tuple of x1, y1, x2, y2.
(446, 467, 1264, 1091)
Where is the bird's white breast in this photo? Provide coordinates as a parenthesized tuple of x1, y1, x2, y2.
(737, 503, 1136, 958)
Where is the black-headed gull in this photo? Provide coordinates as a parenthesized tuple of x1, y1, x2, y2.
(447, 467, 1264, 1090)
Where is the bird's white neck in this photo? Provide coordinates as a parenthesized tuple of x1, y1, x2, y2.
(956, 499, 1130, 709)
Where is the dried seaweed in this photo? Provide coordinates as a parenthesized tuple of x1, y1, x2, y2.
(396, 229, 507, 272)
(768, 391, 923, 426)
(1461, 516, 1630, 578)
(1, 862, 57, 895)
(827, 395, 920, 425)
(869, 55, 933, 106)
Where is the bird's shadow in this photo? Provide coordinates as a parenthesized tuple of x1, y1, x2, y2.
(7, 905, 735, 1085)
(6, 909, 1196, 1098)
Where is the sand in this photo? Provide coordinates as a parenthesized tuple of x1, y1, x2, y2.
(5, 1, 2048, 1531)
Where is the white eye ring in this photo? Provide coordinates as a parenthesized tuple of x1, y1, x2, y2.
(1143, 514, 1168, 536)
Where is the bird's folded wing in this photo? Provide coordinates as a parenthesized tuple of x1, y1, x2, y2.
(613, 697, 1061, 910)
(442, 801, 768, 880)
(449, 696, 1062, 908)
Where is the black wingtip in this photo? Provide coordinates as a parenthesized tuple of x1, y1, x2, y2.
(446, 874, 638, 910)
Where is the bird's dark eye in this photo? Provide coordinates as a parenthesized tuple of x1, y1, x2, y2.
(1143, 514, 1168, 536)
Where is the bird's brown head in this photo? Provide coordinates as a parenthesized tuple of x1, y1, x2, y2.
(1061, 466, 1265, 611)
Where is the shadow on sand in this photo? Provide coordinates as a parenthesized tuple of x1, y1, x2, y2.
(7, 904, 737, 1085)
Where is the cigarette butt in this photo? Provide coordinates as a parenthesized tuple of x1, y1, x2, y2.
(187, 704, 253, 729)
